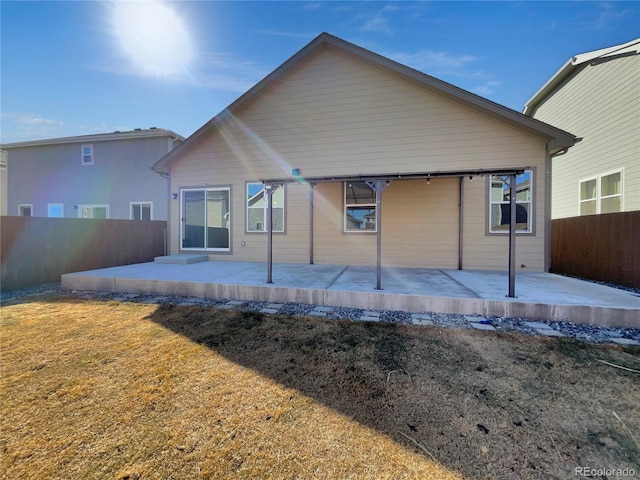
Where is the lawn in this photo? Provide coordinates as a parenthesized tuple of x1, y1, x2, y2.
(1, 296, 638, 479)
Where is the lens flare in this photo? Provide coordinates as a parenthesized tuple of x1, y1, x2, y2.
(111, 0, 193, 77)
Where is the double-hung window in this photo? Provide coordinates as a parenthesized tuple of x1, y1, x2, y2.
(488, 170, 533, 234)
(344, 182, 377, 232)
(131, 202, 152, 220)
(246, 182, 284, 232)
(81, 145, 93, 165)
(579, 170, 622, 215)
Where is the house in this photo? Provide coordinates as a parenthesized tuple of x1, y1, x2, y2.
(0, 150, 7, 216)
(1, 128, 184, 220)
(152, 33, 576, 278)
(523, 38, 640, 219)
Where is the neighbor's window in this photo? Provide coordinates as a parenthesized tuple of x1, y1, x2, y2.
(18, 204, 33, 217)
(246, 182, 284, 232)
(580, 170, 622, 215)
(48, 203, 64, 217)
(489, 170, 533, 233)
(81, 145, 94, 165)
(79, 205, 109, 219)
(131, 202, 152, 220)
(344, 181, 377, 232)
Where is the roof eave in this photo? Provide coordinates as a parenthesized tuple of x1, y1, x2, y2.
(2, 129, 184, 150)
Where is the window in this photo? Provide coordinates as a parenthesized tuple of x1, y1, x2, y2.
(131, 202, 152, 220)
(18, 204, 33, 217)
(181, 187, 230, 251)
(246, 182, 284, 232)
(344, 182, 377, 232)
(48, 203, 64, 217)
(79, 205, 109, 219)
(81, 144, 93, 165)
(489, 170, 533, 233)
(580, 170, 623, 215)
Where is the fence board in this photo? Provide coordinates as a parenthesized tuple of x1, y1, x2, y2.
(1, 216, 166, 291)
(551, 212, 639, 289)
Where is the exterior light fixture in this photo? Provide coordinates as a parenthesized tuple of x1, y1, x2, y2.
(469, 176, 473, 182)
(172, 193, 178, 199)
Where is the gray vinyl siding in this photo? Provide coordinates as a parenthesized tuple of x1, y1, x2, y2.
(530, 53, 640, 218)
(6, 137, 170, 219)
(168, 47, 549, 271)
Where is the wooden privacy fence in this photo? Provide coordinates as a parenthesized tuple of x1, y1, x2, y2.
(1, 216, 167, 292)
(551, 211, 639, 289)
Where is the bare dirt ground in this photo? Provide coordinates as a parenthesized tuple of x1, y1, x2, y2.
(1, 297, 638, 479)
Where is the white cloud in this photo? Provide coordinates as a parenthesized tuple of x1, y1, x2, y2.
(474, 81, 502, 96)
(384, 48, 481, 75)
(2, 113, 63, 127)
(358, 14, 393, 35)
(0, 113, 65, 143)
(303, 2, 322, 10)
(97, 50, 270, 94)
(192, 52, 271, 93)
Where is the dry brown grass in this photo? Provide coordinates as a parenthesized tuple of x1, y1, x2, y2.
(1, 296, 638, 479)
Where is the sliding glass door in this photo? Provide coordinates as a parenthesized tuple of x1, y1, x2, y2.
(181, 187, 230, 251)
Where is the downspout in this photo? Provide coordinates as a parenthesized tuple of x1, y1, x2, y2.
(543, 142, 577, 272)
(151, 167, 170, 256)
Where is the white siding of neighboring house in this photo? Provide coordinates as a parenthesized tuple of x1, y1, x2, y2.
(169, 46, 550, 271)
(529, 52, 640, 219)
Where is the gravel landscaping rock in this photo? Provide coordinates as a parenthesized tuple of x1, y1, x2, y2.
(2, 283, 639, 346)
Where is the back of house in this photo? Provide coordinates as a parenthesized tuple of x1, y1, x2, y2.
(154, 33, 576, 273)
(524, 38, 640, 219)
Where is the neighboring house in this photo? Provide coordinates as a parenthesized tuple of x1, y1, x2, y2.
(153, 33, 576, 272)
(0, 150, 7, 215)
(523, 38, 640, 219)
(1, 128, 184, 220)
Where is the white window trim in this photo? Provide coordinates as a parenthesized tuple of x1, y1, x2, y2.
(130, 201, 153, 220)
(344, 182, 378, 233)
(246, 182, 285, 233)
(48, 203, 64, 218)
(488, 170, 534, 235)
(81, 144, 94, 165)
(181, 187, 231, 252)
(18, 203, 33, 216)
(578, 168, 624, 215)
(78, 204, 109, 219)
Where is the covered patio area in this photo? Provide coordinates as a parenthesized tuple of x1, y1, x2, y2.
(61, 258, 639, 328)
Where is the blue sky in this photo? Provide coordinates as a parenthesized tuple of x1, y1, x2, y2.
(1, 1, 638, 143)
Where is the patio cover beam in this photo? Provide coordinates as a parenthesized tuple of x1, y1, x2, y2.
(260, 167, 526, 185)
(262, 166, 525, 296)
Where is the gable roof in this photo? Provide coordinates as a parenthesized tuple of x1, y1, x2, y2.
(523, 38, 640, 116)
(1, 127, 184, 150)
(154, 32, 576, 174)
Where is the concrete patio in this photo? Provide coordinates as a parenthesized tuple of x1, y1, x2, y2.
(61, 257, 640, 328)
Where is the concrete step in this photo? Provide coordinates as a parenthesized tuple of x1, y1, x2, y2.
(154, 254, 208, 265)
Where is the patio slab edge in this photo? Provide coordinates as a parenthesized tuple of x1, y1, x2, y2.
(60, 273, 639, 329)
